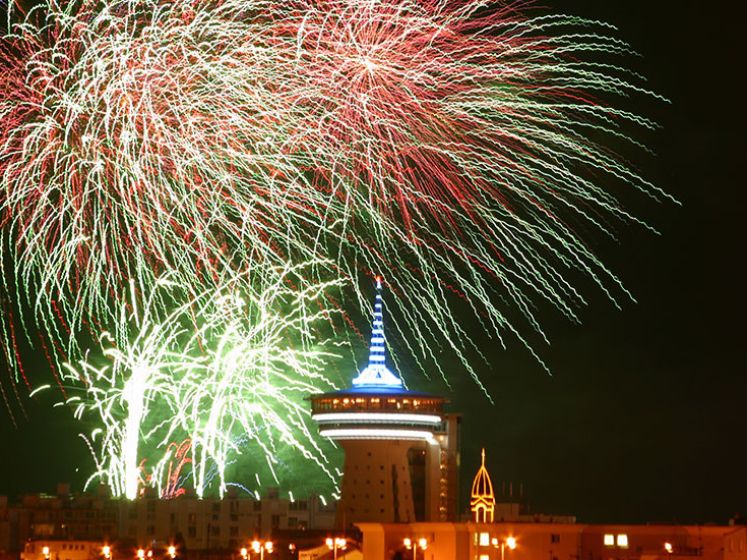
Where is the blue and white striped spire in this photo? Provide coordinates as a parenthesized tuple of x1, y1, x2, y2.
(351, 276, 403, 388)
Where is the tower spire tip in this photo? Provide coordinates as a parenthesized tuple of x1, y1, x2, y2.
(350, 274, 402, 388)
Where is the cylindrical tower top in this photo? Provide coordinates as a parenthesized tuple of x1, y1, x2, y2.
(310, 276, 445, 442)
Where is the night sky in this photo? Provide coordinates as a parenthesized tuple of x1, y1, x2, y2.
(1, 1, 744, 524)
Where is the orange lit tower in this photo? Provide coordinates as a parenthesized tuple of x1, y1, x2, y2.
(310, 277, 458, 525)
(471, 448, 496, 523)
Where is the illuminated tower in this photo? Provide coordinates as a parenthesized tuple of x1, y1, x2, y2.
(471, 448, 496, 523)
(310, 277, 458, 525)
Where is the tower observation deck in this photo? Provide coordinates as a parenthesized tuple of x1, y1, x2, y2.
(310, 277, 459, 526)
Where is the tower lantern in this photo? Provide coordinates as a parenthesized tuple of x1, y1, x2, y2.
(471, 448, 496, 523)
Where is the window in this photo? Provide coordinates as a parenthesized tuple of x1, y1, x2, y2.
(288, 517, 297, 529)
(479, 533, 490, 546)
(188, 527, 196, 538)
(604, 534, 615, 547)
(617, 534, 629, 549)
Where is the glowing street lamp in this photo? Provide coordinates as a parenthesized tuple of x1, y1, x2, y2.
(136, 550, 145, 560)
(239, 548, 248, 560)
(102, 545, 112, 560)
(491, 536, 517, 560)
(403, 537, 428, 559)
(325, 538, 347, 560)
(42, 546, 51, 560)
(167, 546, 176, 560)
(250, 540, 273, 559)
(664, 542, 674, 554)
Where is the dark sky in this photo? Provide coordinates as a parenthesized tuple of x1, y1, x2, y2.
(448, 0, 746, 524)
(1, 1, 744, 525)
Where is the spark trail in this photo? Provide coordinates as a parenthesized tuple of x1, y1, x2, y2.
(1, 0, 670, 490)
(65, 265, 344, 498)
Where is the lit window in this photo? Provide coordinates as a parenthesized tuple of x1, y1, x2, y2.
(617, 534, 629, 549)
(479, 533, 490, 546)
(480, 556, 490, 560)
(604, 534, 615, 547)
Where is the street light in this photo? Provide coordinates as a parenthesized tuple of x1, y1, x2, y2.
(42, 546, 50, 560)
(136, 550, 145, 560)
(167, 546, 176, 560)
(102, 545, 112, 560)
(491, 536, 517, 560)
(403, 537, 428, 559)
(664, 542, 673, 554)
(239, 547, 248, 560)
(325, 538, 347, 560)
(250, 540, 273, 560)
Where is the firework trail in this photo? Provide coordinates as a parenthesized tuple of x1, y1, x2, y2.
(65, 263, 343, 499)
(1, 0, 670, 488)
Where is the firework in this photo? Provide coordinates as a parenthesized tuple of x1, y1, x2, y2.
(1, 0, 669, 489)
(66, 263, 343, 499)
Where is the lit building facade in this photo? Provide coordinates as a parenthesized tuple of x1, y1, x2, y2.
(310, 278, 459, 525)
(355, 521, 747, 560)
(0, 486, 334, 556)
(354, 454, 747, 560)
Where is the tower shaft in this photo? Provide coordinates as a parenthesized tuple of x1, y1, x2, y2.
(336, 439, 417, 525)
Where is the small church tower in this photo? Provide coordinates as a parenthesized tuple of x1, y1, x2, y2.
(471, 448, 496, 523)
